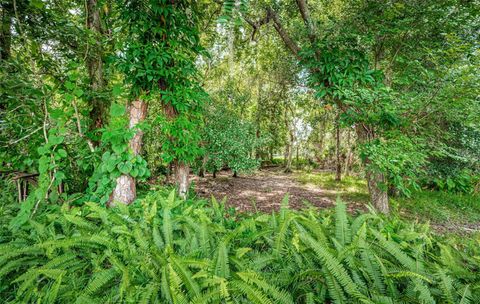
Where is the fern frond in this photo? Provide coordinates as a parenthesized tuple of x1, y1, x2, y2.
(334, 200, 351, 248)
(85, 268, 119, 295)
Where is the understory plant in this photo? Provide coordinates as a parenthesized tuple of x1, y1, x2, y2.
(0, 191, 479, 303)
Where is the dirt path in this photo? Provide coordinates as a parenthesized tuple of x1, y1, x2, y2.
(194, 166, 364, 213)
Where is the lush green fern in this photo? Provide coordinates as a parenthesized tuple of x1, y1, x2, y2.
(0, 190, 479, 303)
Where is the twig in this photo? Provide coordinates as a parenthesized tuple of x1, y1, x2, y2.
(6, 127, 43, 146)
(72, 98, 95, 152)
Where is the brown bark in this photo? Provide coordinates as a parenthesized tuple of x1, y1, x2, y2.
(86, 0, 108, 141)
(198, 154, 207, 177)
(295, 0, 317, 46)
(356, 124, 389, 214)
(0, 3, 12, 61)
(110, 100, 148, 205)
(267, 8, 301, 60)
(163, 102, 191, 199)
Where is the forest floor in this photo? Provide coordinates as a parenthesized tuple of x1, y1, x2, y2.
(194, 166, 480, 235)
(194, 166, 367, 213)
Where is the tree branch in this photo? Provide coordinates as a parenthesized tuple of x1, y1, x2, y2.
(266, 8, 301, 60)
(296, 0, 316, 38)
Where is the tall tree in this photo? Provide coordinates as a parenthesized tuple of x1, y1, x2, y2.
(86, 0, 108, 141)
(112, 0, 206, 203)
(0, 1, 12, 61)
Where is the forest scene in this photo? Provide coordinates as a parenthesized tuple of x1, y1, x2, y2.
(1, 0, 480, 303)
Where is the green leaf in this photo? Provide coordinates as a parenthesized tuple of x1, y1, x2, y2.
(118, 162, 133, 174)
(74, 89, 84, 97)
(112, 84, 122, 97)
(57, 149, 67, 158)
(65, 81, 75, 90)
(110, 103, 126, 117)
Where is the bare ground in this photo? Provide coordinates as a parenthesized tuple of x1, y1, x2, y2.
(192, 167, 480, 235)
(193, 166, 365, 213)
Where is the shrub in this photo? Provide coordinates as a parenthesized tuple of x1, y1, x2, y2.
(0, 191, 479, 303)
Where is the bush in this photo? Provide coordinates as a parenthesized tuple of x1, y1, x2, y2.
(0, 191, 479, 303)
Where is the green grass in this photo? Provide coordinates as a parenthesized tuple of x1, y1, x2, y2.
(294, 170, 480, 231)
(393, 190, 480, 224)
(295, 171, 370, 203)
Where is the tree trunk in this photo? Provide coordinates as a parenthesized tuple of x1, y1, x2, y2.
(0, 3, 12, 61)
(344, 129, 353, 176)
(314, 113, 327, 166)
(295, 145, 299, 169)
(198, 154, 207, 177)
(176, 161, 189, 200)
(163, 102, 190, 199)
(285, 129, 294, 173)
(86, 0, 108, 142)
(335, 111, 342, 182)
(110, 100, 147, 205)
(366, 168, 389, 214)
(355, 124, 389, 214)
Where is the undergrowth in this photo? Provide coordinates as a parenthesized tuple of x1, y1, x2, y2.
(393, 190, 480, 224)
(0, 190, 479, 303)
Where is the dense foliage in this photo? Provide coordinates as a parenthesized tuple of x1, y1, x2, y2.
(201, 108, 260, 176)
(1, 191, 479, 303)
(1, 1, 479, 303)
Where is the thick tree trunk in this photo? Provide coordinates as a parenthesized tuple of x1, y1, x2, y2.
(0, 3, 12, 61)
(335, 111, 342, 182)
(86, 0, 108, 141)
(365, 168, 389, 214)
(198, 154, 207, 177)
(355, 124, 389, 214)
(110, 100, 147, 205)
(163, 102, 190, 199)
(176, 161, 189, 200)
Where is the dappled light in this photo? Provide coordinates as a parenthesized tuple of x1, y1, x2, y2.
(1, 0, 479, 303)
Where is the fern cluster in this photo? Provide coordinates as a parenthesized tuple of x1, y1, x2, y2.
(0, 191, 479, 303)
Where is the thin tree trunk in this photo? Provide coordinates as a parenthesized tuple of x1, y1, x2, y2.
(335, 111, 341, 182)
(296, 145, 299, 169)
(110, 100, 147, 205)
(285, 129, 294, 173)
(86, 0, 108, 142)
(314, 112, 327, 166)
(356, 124, 389, 214)
(344, 129, 353, 176)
